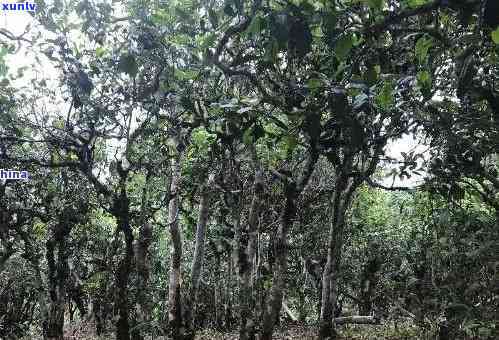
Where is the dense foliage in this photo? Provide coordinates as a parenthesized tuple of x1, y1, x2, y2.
(0, 0, 497, 339)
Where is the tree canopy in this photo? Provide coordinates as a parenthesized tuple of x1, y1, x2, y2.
(0, 0, 497, 339)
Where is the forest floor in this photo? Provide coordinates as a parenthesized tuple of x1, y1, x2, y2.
(55, 321, 426, 340)
(194, 324, 423, 340)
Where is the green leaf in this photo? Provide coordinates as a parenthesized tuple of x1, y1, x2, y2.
(95, 46, 106, 58)
(351, 33, 364, 47)
(246, 15, 263, 36)
(151, 8, 169, 25)
(366, 0, 384, 10)
(118, 54, 138, 77)
(334, 33, 353, 60)
(192, 128, 208, 146)
(307, 78, 323, 90)
(406, 0, 429, 8)
(33, 220, 47, 238)
(312, 25, 323, 38)
(283, 135, 298, 153)
(491, 27, 499, 45)
(417, 70, 431, 89)
(169, 34, 191, 46)
(201, 33, 216, 49)
(191, 127, 216, 150)
(52, 118, 64, 129)
(243, 127, 254, 145)
(175, 68, 199, 81)
(375, 81, 394, 110)
(415, 36, 433, 64)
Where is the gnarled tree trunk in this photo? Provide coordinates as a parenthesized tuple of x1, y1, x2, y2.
(319, 174, 359, 340)
(132, 221, 152, 340)
(44, 208, 79, 340)
(44, 233, 68, 340)
(113, 184, 133, 340)
(260, 181, 297, 340)
(167, 155, 184, 340)
(185, 174, 215, 338)
(239, 155, 263, 340)
(132, 171, 153, 340)
(260, 151, 318, 340)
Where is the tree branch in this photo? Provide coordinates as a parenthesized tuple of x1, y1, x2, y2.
(0, 28, 32, 43)
(366, 178, 418, 192)
(365, 1, 483, 34)
(367, 1, 441, 33)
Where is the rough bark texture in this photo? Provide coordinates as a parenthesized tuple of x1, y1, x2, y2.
(260, 151, 318, 340)
(261, 181, 297, 340)
(213, 243, 222, 329)
(132, 221, 152, 340)
(239, 158, 263, 340)
(67, 259, 86, 320)
(319, 174, 359, 340)
(304, 256, 324, 322)
(185, 174, 215, 337)
(113, 185, 133, 340)
(44, 208, 76, 340)
(167, 155, 184, 340)
(132, 172, 153, 340)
